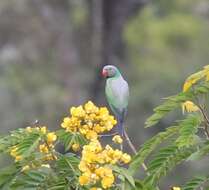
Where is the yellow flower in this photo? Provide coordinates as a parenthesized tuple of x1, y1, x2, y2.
(171, 187, 181, 190)
(78, 161, 89, 172)
(203, 65, 209, 81)
(183, 70, 205, 92)
(182, 101, 199, 113)
(61, 117, 71, 129)
(121, 153, 131, 164)
(79, 175, 90, 186)
(47, 132, 57, 144)
(15, 155, 22, 162)
(84, 101, 99, 113)
(71, 106, 86, 117)
(40, 126, 47, 134)
(112, 135, 123, 144)
(62, 101, 118, 140)
(21, 165, 30, 172)
(101, 175, 115, 189)
(86, 130, 98, 140)
(26, 126, 32, 133)
(41, 164, 50, 168)
(72, 143, 80, 152)
(43, 153, 57, 161)
(10, 147, 18, 157)
(90, 187, 102, 190)
(39, 144, 49, 153)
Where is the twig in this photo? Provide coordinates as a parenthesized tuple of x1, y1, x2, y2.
(198, 105, 209, 139)
(124, 130, 149, 173)
(99, 132, 118, 137)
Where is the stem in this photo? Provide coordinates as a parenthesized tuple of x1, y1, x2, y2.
(99, 132, 118, 137)
(198, 105, 209, 139)
(124, 130, 161, 190)
(124, 130, 149, 173)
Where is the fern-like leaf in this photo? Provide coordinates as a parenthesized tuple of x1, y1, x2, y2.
(0, 164, 21, 190)
(144, 145, 196, 186)
(182, 176, 208, 190)
(129, 126, 179, 175)
(56, 129, 87, 151)
(0, 129, 28, 153)
(187, 140, 209, 161)
(176, 114, 202, 148)
(12, 133, 41, 159)
(145, 81, 209, 128)
(11, 168, 52, 190)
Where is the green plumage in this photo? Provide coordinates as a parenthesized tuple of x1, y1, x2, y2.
(103, 65, 129, 136)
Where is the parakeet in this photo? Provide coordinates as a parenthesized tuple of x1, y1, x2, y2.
(102, 65, 129, 137)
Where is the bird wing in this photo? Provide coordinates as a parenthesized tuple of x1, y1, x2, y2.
(105, 77, 129, 115)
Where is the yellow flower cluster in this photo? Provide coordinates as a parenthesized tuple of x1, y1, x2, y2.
(39, 132, 57, 161)
(26, 126, 47, 134)
(112, 135, 123, 144)
(171, 187, 181, 190)
(10, 146, 22, 162)
(182, 65, 209, 113)
(27, 126, 57, 161)
(21, 163, 51, 172)
(78, 139, 131, 189)
(182, 101, 199, 113)
(72, 143, 80, 152)
(61, 101, 117, 140)
(10, 126, 57, 163)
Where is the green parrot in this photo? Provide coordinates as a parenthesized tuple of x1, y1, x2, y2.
(102, 65, 129, 137)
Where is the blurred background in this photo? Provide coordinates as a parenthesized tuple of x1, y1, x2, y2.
(0, 0, 209, 188)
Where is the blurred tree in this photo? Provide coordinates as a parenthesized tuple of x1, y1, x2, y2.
(89, 0, 148, 101)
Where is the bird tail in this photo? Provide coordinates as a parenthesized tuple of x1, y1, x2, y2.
(117, 110, 126, 137)
(118, 118, 124, 137)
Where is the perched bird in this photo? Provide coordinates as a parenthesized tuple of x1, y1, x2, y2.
(102, 65, 129, 137)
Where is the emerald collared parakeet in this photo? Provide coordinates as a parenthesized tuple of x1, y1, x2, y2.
(102, 65, 129, 136)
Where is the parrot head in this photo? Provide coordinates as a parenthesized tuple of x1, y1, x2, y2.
(102, 65, 120, 78)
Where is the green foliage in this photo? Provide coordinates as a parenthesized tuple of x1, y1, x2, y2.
(0, 165, 21, 189)
(175, 114, 202, 148)
(182, 176, 209, 190)
(129, 126, 179, 175)
(144, 146, 196, 186)
(187, 140, 209, 161)
(56, 129, 87, 151)
(2, 66, 209, 190)
(145, 81, 209, 128)
(0, 129, 29, 153)
(13, 133, 41, 159)
(10, 168, 52, 190)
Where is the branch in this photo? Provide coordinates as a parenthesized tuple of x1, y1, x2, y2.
(198, 105, 209, 139)
(124, 130, 149, 173)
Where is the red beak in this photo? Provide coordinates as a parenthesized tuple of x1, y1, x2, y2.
(102, 69, 108, 78)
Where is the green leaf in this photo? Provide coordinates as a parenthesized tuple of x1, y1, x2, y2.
(56, 153, 80, 175)
(10, 168, 52, 190)
(56, 129, 87, 151)
(0, 164, 21, 189)
(0, 129, 28, 153)
(145, 92, 191, 128)
(176, 114, 202, 148)
(13, 133, 41, 159)
(187, 140, 209, 161)
(182, 175, 208, 190)
(112, 166, 135, 188)
(129, 126, 179, 175)
(145, 145, 196, 186)
(145, 81, 209, 128)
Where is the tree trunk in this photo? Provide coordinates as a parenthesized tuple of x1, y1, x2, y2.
(90, 0, 149, 101)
